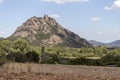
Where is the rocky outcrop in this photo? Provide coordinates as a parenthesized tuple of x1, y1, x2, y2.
(10, 15, 91, 48)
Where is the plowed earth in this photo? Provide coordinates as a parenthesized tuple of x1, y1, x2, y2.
(0, 63, 120, 80)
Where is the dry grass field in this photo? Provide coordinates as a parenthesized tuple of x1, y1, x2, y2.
(0, 63, 120, 80)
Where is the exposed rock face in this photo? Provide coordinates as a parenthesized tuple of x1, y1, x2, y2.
(10, 15, 91, 47)
(42, 35, 63, 46)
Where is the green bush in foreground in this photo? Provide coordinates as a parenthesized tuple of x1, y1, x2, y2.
(68, 57, 102, 66)
(6, 52, 27, 63)
(40, 53, 60, 64)
(26, 51, 39, 63)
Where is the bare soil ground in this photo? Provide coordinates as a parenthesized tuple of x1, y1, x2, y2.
(0, 63, 120, 80)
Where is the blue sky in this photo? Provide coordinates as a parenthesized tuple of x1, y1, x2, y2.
(0, 0, 120, 43)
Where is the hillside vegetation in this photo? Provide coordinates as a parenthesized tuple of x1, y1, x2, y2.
(0, 39, 120, 66)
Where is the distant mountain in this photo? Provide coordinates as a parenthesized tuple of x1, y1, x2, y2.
(0, 37, 4, 41)
(89, 40, 106, 46)
(107, 40, 120, 47)
(9, 15, 91, 48)
(89, 40, 120, 47)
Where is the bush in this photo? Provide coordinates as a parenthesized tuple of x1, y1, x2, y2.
(6, 52, 27, 63)
(68, 57, 87, 65)
(101, 54, 120, 66)
(68, 57, 102, 66)
(0, 56, 8, 65)
(40, 53, 60, 64)
(26, 51, 39, 63)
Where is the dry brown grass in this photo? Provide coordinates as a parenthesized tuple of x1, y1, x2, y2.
(0, 63, 120, 80)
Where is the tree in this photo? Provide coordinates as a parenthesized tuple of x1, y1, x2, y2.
(41, 46, 45, 53)
(94, 46, 108, 57)
(13, 38, 29, 54)
(80, 47, 94, 53)
(0, 40, 12, 55)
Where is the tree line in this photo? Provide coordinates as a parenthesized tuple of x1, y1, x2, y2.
(0, 38, 120, 66)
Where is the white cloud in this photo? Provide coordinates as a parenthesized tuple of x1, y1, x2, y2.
(97, 32, 103, 35)
(91, 17, 100, 22)
(112, 31, 120, 36)
(0, 0, 4, 3)
(104, 6, 112, 10)
(43, 0, 89, 4)
(49, 14, 60, 18)
(105, 0, 120, 10)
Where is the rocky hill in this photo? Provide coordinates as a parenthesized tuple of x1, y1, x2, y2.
(10, 15, 91, 48)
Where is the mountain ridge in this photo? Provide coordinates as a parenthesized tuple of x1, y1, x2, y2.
(89, 40, 120, 47)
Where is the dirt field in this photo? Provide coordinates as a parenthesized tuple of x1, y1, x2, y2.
(0, 63, 120, 80)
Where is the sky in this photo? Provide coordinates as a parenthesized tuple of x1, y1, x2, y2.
(0, 0, 120, 43)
